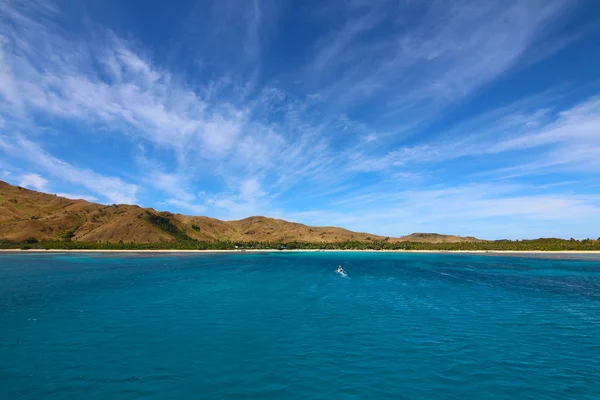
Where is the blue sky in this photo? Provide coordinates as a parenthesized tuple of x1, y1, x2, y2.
(1, 0, 600, 239)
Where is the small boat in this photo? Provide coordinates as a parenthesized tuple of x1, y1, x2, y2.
(336, 265, 347, 277)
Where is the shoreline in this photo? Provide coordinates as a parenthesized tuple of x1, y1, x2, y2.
(1, 249, 600, 254)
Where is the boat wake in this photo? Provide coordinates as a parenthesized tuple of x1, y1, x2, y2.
(336, 265, 348, 278)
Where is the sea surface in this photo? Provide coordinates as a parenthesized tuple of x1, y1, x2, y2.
(1, 252, 599, 399)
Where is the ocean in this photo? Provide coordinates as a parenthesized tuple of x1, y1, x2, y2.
(1, 252, 599, 399)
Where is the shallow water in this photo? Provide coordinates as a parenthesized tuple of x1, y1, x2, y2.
(1, 252, 599, 399)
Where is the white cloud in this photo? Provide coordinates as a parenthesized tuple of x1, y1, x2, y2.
(0, 0, 597, 241)
(0, 11, 250, 159)
(0, 3, 313, 193)
(239, 178, 266, 201)
(183, 0, 279, 75)
(150, 172, 207, 215)
(54, 193, 99, 202)
(153, 172, 197, 203)
(348, 96, 600, 177)
(362, 133, 377, 143)
(19, 173, 48, 191)
(205, 178, 274, 219)
(306, 0, 575, 123)
(0, 137, 138, 204)
(163, 198, 206, 215)
(311, 6, 384, 72)
(2, 0, 580, 199)
(290, 183, 600, 240)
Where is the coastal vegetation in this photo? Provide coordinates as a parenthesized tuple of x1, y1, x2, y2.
(2, 237, 599, 251)
(143, 211, 192, 242)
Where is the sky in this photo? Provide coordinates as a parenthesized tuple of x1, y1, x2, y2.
(1, 0, 600, 240)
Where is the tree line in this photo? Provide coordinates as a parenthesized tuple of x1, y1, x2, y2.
(2, 237, 600, 251)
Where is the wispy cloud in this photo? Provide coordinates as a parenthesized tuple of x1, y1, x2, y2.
(0, 137, 138, 204)
(19, 173, 48, 191)
(291, 183, 600, 240)
(0, 0, 597, 238)
(176, 0, 280, 79)
(153, 172, 206, 214)
(163, 199, 206, 215)
(0, 1, 332, 195)
(205, 178, 275, 220)
(305, 0, 575, 124)
(54, 193, 99, 202)
(348, 96, 600, 179)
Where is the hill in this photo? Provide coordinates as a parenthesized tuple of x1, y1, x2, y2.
(398, 233, 479, 243)
(0, 180, 478, 244)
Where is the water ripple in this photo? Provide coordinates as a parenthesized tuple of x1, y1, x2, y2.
(1, 252, 599, 399)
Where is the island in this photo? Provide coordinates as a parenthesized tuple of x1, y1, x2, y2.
(1, 181, 599, 252)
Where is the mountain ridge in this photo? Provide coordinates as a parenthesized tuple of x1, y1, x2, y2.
(0, 180, 478, 244)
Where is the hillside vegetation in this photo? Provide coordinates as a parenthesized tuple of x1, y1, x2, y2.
(2, 181, 597, 251)
(0, 180, 474, 246)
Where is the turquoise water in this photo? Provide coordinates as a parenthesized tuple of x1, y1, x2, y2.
(1, 252, 599, 399)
